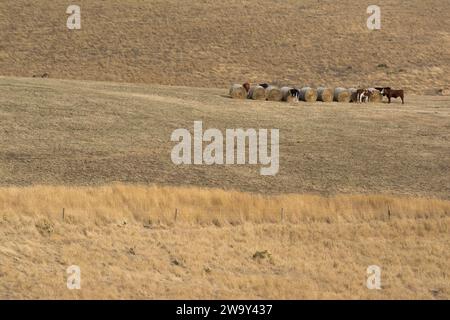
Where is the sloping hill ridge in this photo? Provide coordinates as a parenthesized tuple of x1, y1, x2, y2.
(1, 0, 449, 92)
(1, 76, 450, 199)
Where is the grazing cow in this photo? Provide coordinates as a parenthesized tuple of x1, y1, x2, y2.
(381, 88, 404, 104)
(32, 73, 49, 78)
(356, 89, 372, 103)
(289, 88, 301, 101)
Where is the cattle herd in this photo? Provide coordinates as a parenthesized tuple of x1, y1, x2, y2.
(229, 82, 405, 104)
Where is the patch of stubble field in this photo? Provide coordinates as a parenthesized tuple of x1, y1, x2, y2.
(0, 77, 449, 199)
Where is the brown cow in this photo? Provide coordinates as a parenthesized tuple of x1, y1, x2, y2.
(381, 88, 404, 104)
(243, 82, 251, 93)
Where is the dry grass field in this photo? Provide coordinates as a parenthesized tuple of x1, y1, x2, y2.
(0, 77, 449, 299)
(1, 0, 449, 300)
(0, 185, 449, 299)
(1, 76, 449, 199)
(0, 0, 449, 93)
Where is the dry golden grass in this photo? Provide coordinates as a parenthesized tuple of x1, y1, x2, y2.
(0, 184, 449, 299)
(1, 184, 449, 225)
(0, 78, 448, 299)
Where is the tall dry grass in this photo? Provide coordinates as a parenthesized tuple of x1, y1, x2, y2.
(1, 184, 449, 299)
(0, 184, 448, 225)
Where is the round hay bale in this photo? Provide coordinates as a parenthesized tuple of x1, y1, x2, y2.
(299, 87, 318, 102)
(333, 87, 350, 103)
(229, 84, 247, 99)
(281, 87, 297, 102)
(368, 88, 382, 103)
(317, 87, 333, 102)
(441, 88, 450, 96)
(348, 88, 358, 103)
(281, 87, 292, 100)
(265, 86, 283, 101)
(248, 86, 266, 100)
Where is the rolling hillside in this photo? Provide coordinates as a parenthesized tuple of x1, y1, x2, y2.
(1, 0, 449, 92)
(1, 0, 450, 300)
(1, 77, 450, 199)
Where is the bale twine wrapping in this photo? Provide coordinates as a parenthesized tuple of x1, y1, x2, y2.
(316, 87, 333, 102)
(348, 88, 358, 103)
(299, 87, 318, 102)
(368, 88, 382, 103)
(248, 86, 266, 100)
(265, 86, 283, 101)
(229, 84, 247, 99)
(281, 87, 297, 102)
(333, 87, 350, 103)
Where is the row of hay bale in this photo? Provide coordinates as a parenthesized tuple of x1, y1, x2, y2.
(229, 84, 382, 103)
